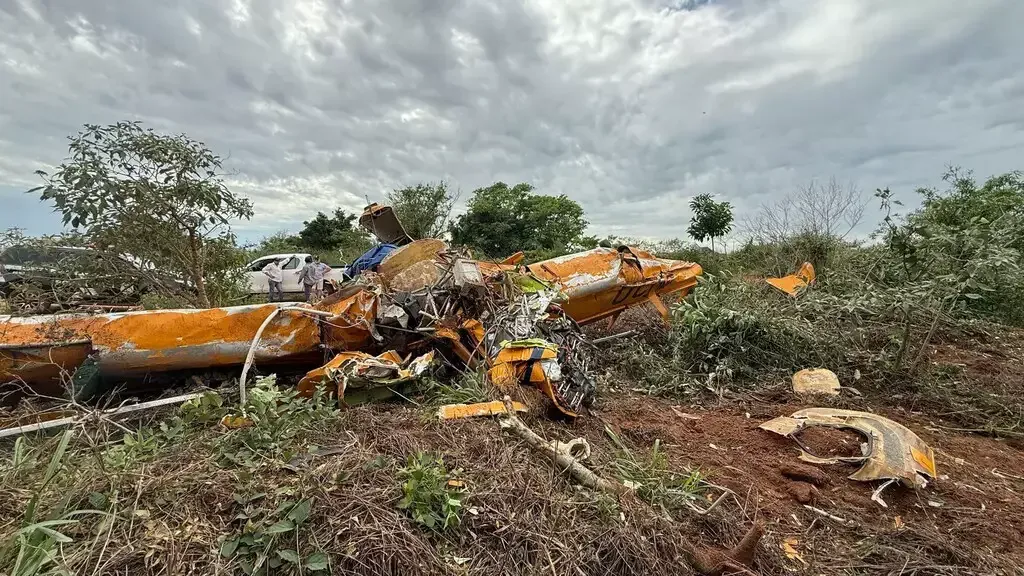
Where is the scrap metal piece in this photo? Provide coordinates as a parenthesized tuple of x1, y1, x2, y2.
(452, 258, 485, 296)
(766, 262, 815, 296)
(378, 238, 447, 287)
(792, 368, 841, 396)
(760, 408, 937, 488)
(297, 350, 435, 403)
(359, 203, 412, 246)
(527, 246, 702, 326)
(436, 400, 528, 420)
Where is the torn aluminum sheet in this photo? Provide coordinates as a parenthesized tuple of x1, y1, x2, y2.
(792, 368, 841, 396)
(760, 408, 937, 488)
(297, 350, 435, 403)
(527, 246, 701, 325)
(766, 262, 816, 297)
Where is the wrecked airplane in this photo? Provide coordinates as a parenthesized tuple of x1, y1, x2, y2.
(1, 204, 702, 416)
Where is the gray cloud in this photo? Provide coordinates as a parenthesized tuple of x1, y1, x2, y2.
(2, 0, 1023, 245)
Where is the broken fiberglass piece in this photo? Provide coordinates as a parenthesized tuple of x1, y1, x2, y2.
(792, 368, 841, 396)
(759, 407, 937, 488)
(297, 350, 435, 401)
(436, 400, 528, 420)
(359, 203, 412, 246)
(766, 262, 816, 297)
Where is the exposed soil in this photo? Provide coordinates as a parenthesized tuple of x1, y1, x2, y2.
(593, 393, 1024, 573)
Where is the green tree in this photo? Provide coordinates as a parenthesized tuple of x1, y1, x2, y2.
(31, 121, 253, 307)
(249, 231, 303, 257)
(687, 193, 734, 251)
(449, 182, 588, 258)
(387, 181, 459, 240)
(878, 167, 1024, 328)
(297, 208, 372, 260)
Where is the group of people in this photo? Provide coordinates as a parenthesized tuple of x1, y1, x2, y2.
(260, 256, 333, 303)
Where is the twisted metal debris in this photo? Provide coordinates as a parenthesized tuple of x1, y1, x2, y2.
(1, 204, 702, 416)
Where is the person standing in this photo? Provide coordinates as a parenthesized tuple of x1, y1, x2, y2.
(297, 255, 318, 302)
(312, 256, 332, 300)
(262, 259, 284, 302)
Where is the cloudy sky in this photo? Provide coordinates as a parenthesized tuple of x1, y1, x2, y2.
(1, 0, 1022, 244)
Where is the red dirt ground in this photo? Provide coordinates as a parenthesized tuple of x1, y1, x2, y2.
(593, 393, 1024, 572)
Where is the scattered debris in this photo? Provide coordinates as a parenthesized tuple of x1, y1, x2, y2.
(766, 262, 815, 296)
(591, 329, 637, 345)
(0, 391, 205, 438)
(803, 505, 857, 527)
(781, 537, 807, 565)
(296, 350, 435, 405)
(436, 400, 528, 420)
(498, 399, 624, 494)
(760, 408, 937, 489)
(792, 367, 841, 396)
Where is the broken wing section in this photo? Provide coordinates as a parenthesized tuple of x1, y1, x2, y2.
(766, 262, 816, 297)
(527, 246, 701, 325)
(0, 304, 324, 384)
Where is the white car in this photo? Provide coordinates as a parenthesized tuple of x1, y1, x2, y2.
(244, 253, 346, 296)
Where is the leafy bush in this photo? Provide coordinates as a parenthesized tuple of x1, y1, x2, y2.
(217, 376, 339, 468)
(220, 493, 328, 575)
(876, 169, 1024, 326)
(423, 371, 491, 406)
(397, 452, 465, 531)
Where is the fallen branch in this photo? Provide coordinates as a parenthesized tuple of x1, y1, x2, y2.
(0, 392, 205, 439)
(498, 406, 624, 494)
(804, 505, 858, 527)
(498, 398, 762, 576)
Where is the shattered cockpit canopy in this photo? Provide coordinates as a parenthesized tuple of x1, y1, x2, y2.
(760, 408, 937, 488)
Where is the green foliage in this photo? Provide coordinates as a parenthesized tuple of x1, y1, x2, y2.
(217, 376, 339, 468)
(100, 393, 225, 470)
(102, 427, 163, 471)
(297, 208, 372, 260)
(251, 231, 304, 254)
(388, 181, 459, 240)
(140, 292, 192, 310)
(877, 168, 1024, 326)
(423, 371, 491, 406)
(687, 193, 733, 251)
(450, 182, 588, 259)
(0, 431, 103, 576)
(727, 232, 842, 277)
(606, 430, 704, 513)
(31, 121, 254, 308)
(671, 274, 823, 379)
(221, 492, 328, 575)
(397, 452, 465, 531)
